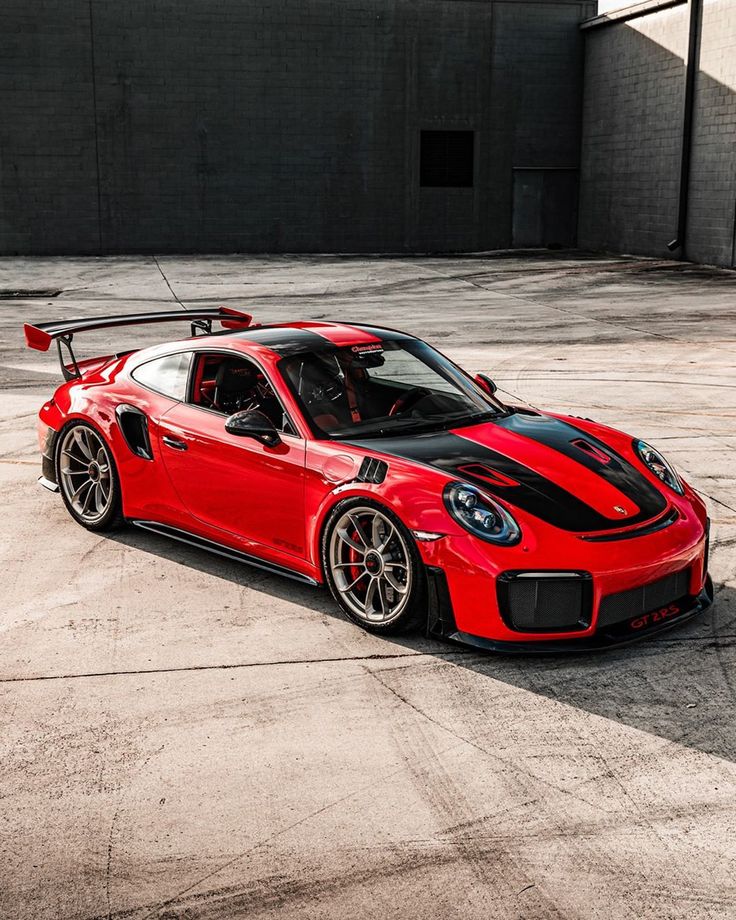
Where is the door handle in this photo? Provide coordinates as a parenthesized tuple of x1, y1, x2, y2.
(162, 435, 188, 451)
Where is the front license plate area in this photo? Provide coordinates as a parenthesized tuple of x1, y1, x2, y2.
(601, 595, 691, 640)
(627, 600, 684, 632)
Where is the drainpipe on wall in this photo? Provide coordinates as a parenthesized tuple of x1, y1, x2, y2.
(667, 0, 703, 260)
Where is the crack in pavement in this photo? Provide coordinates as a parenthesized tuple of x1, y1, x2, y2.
(0, 651, 443, 684)
(152, 255, 189, 312)
(3, 630, 736, 685)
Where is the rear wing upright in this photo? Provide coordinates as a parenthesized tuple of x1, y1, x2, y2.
(23, 307, 253, 380)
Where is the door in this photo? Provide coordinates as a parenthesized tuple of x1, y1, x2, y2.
(512, 168, 578, 248)
(157, 352, 306, 558)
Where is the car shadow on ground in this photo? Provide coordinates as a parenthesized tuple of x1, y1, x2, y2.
(110, 527, 736, 764)
(428, 581, 736, 766)
(109, 527, 335, 613)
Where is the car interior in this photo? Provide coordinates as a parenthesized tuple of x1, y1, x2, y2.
(189, 354, 294, 434)
(282, 348, 471, 435)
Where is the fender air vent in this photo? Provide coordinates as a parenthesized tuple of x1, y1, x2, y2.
(357, 457, 388, 484)
(115, 404, 153, 460)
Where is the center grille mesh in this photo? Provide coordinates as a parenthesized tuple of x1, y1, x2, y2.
(498, 574, 591, 632)
(597, 568, 690, 629)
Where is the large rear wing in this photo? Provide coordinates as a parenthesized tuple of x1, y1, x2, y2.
(23, 307, 253, 380)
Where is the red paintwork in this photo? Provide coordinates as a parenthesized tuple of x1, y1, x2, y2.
(33, 321, 709, 644)
(24, 323, 55, 351)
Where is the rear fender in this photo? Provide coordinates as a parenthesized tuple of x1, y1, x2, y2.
(40, 385, 170, 519)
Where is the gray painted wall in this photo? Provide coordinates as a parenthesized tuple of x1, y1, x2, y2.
(578, 0, 736, 268)
(0, 0, 591, 255)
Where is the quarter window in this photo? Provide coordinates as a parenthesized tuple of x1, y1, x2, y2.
(131, 352, 192, 401)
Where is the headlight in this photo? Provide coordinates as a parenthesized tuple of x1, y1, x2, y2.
(444, 482, 521, 545)
(634, 440, 684, 495)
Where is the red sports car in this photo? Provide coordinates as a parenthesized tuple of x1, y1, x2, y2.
(25, 308, 712, 651)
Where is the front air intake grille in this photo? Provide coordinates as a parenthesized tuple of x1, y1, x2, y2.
(497, 572, 593, 633)
(597, 568, 691, 629)
(357, 457, 388, 484)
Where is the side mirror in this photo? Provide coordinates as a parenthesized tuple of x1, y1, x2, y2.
(225, 409, 282, 447)
(474, 373, 497, 397)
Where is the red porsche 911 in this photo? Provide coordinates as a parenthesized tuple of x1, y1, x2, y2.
(25, 308, 712, 651)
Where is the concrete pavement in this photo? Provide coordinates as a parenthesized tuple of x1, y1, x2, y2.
(1, 252, 735, 919)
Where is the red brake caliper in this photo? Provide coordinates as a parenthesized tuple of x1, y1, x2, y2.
(348, 526, 366, 596)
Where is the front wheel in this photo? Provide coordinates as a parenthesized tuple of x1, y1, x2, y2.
(322, 498, 426, 635)
(56, 422, 124, 532)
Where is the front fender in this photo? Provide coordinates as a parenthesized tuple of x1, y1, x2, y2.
(304, 448, 465, 574)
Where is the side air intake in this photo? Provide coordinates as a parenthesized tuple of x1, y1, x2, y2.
(115, 404, 153, 460)
(357, 457, 388, 484)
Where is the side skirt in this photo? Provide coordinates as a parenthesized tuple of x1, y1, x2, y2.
(130, 519, 320, 586)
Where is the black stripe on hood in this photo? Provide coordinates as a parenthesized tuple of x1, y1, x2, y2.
(349, 417, 666, 533)
(490, 412, 666, 519)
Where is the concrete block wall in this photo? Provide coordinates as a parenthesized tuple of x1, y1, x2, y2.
(578, 0, 736, 267)
(0, 3, 101, 254)
(0, 0, 590, 255)
(489, 1, 592, 246)
(578, 4, 688, 258)
(687, 0, 736, 266)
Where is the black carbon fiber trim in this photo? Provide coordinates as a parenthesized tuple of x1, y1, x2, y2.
(580, 507, 679, 542)
(231, 326, 332, 356)
(357, 456, 388, 483)
(130, 520, 319, 585)
(442, 578, 713, 654)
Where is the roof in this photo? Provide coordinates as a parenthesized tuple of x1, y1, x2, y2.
(217, 321, 413, 356)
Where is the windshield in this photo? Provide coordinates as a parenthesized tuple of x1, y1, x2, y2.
(280, 339, 504, 439)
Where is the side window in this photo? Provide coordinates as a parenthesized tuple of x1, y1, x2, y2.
(131, 352, 192, 400)
(189, 353, 297, 436)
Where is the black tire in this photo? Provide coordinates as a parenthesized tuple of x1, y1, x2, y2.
(55, 421, 125, 532)
(322, 496, 427, 635)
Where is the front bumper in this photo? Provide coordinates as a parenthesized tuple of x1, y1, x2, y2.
(428, 569, 713, 652)
(423, 504, 711, 651)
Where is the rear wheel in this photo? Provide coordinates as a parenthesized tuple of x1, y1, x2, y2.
(322, 498, 426, 635)
(56, 422, 124, 531)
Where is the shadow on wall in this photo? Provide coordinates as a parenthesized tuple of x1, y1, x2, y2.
(113, 528, 736, 766)
(578, 15, 736, 267)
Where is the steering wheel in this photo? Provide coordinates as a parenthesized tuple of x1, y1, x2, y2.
(389, 387, 431, 417)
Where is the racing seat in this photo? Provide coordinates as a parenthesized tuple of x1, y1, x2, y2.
(294, 355, 352, 430)
(213, 359, 259, 414)
(211, 357, 285, 430)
